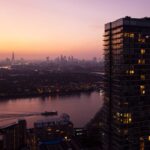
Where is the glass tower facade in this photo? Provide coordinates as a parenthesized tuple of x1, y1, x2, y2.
(102, 17, 150, 150)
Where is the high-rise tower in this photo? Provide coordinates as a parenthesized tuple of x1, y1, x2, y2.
(102, 17, 150, 150)
(11, 52, 15, 64)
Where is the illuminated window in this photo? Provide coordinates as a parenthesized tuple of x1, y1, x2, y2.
(145, 35, 150, 39)
(126, 69, 135, 75)
(129, 118, 132, 123)
(141, 75, 145, 80)
(130, 33, 134, 38)
(123, 102, 128, 105)
(138, 59, 141, 64)
(47, 128, 52, 132)
(126, 70, 129, 74)
(138, 34, 145, 43)
(141, 49, 145, 55)
(140, 137, 144, 141)
(124, 33, 134, 38)
(122, 113, 132, 124)
(142, 90, 145, 95)
(140, 85, 145, 89)
(138, 38, 145, 43)
(140, 137, 145, 150)
(116, 112, 132, 124)
(138, 59, 145, 64)
(140, 85, 145, 95)
(124, 33, 129, 37)
(129, 69, 134, 75)
(148, 136, 150, 141)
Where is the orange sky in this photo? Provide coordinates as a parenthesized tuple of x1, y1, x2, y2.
(0, 0, 149, 59)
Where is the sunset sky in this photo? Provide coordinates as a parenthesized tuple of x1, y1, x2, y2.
(0, 0, 149, 60)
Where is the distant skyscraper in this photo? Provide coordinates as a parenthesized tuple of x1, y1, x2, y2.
(11, 52, 15, 64)
(102, 17, 150, 150)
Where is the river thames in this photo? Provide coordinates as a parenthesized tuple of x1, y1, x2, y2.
(0, 91, 103, 128)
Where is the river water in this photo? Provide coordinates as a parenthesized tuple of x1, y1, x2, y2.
(0, 91, 103, 128)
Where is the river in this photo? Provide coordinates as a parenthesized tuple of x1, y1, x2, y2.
(0, 91, 104, 128)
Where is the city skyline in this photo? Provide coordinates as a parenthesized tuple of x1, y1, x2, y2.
(0, 0, 150, 59)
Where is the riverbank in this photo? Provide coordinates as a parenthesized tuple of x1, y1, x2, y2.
(0, 71, 103, 99)
(0, 89, 101, 100)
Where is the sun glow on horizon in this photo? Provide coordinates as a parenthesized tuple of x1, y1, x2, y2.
(0, 0, 149, 59)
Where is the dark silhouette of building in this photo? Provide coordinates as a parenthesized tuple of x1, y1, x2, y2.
(0, 120, 27, 150)
(102, 17, 150, 150)
(27, 114, 73, 149)
(11, 52, 15, 64)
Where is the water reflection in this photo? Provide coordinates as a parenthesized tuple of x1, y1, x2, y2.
(0, 91, 103, 128)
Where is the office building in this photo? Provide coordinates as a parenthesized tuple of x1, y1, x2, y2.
(102, 17, 150, 150)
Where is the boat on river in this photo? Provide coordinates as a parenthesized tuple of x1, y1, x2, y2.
(41, 111, 58, 116)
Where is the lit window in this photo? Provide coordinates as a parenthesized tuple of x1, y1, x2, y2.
(140, 85, 145, 89)
(126, 69, 135, 75)
(138, 59, 141, 64)
(129, 118, 132, 123)
(140, 85, 145, 95)
(141, 75, 145, 80)
(129, 70, 134, 75)
(148, 136, 150, 141)
(124, 33, 134, 38)
(141, 49, 145, 55)
(47, 128, 52, 132)
(145, 35, 149, 39)
(124, 33, 129, 37)
(142, 90, 145, 95)
(140, 137, 144, 141)
(138, 59, 145, 64)
(115, 112, 132, 124)
(64, 136, 68, 140)
(138, 34, 145, 43)
(124, 102, 128, 105)
(130, 33, 134, 38)
(138, 38, 145, 43)
(140, 137, 145, 150)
